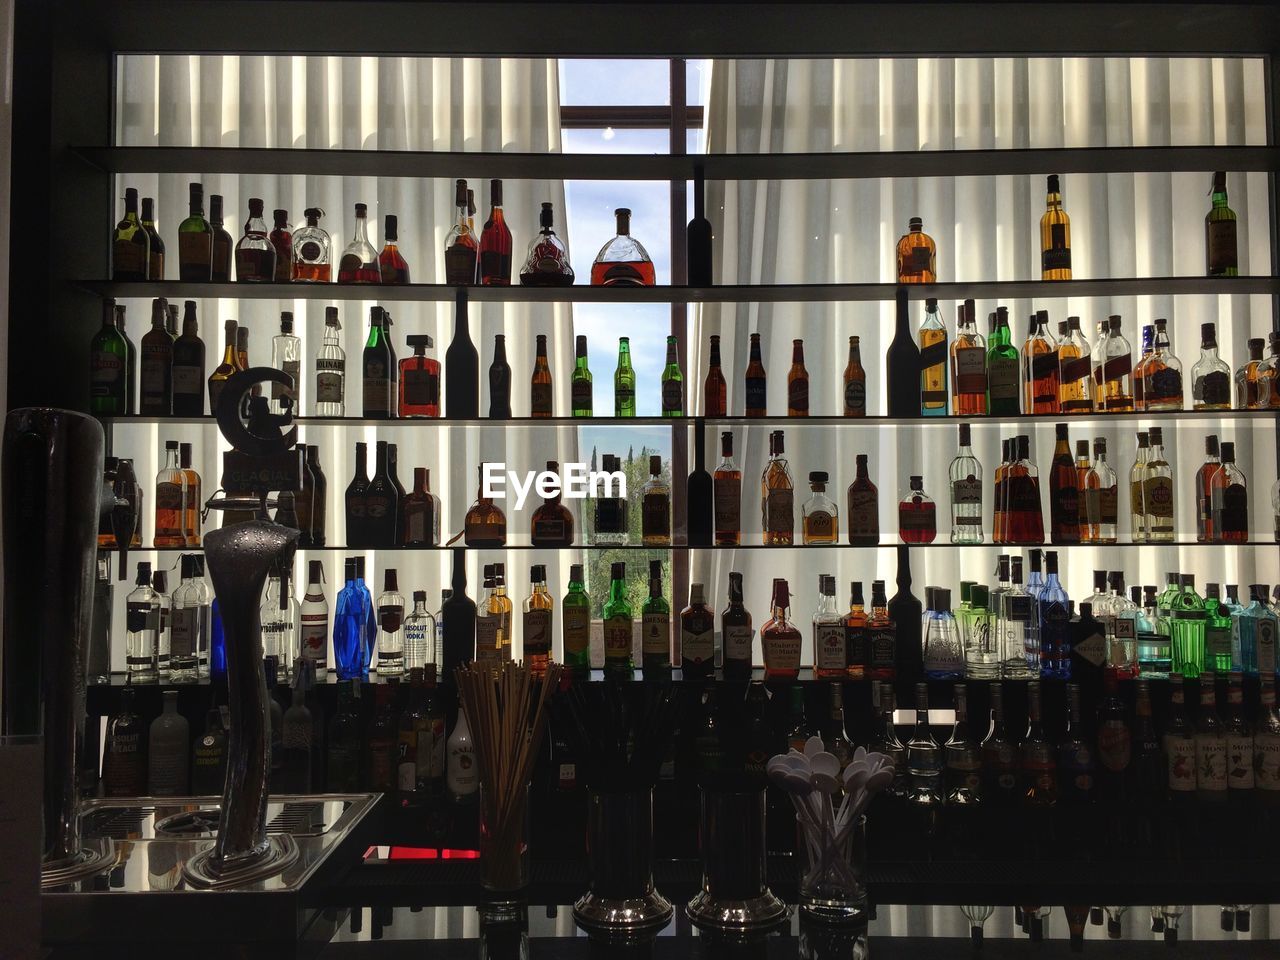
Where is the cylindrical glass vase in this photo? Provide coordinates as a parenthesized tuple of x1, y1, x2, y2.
(479, 784, 530, 894)
(573, 787, 672, 936)
(796, 814, 867, 923)
(686, 786, 788, 932)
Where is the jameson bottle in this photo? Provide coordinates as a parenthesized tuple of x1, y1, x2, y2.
(603, 562, 634, 678)
(562, 564, 591, 677)
(488, 334, 512, 419)
(720, 571, 753, 679)
(641, 560, 670, 675)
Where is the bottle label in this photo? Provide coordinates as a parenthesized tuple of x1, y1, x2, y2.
(787, 378, 808, 414)
(171, 363, 202, 397)
(380, 603, 403, 634)
(1227, 734, 1255, 789)
(953, 346, 986, 395)
(178, 233, 212, 272)
(365, 492, 390, 521)
(814, 622, 846, 671)
(946, 748, 983, 793)
(1146, 367, 1182, 404)
(1164, 734, 1197, 791)
(763, 631, 802, 672)
(563, 607, 590, 658)
(604, 614, 632, 661)
(899, 503, 935, 532)
(1206, 624, 1231, 660)
(422, 717, 445, 779)
(988, 357, 1020, 400)
(765, 489, 794, 534)
(168, 606, 195, 657)
(363, 376, 389, 413)
(845, 623, 866, 667)
(1052, 483, 1079, 525)
(1143, 476, 1174, 531)
(156, 480, 184, 513)
(1042, 225, 1071, 271)
(642, 612, 670, 659)
(681, 615, 714, 664)
(524, 608, 552, 657)
(869, 625, 896, 670)
(397, 730, 418, 792)
(713, 476, 740, 536)
(1097, 720, 1131, 772)
(1006, 476, 1042, 516)
(1219, 483, 1249, 535)
(1256, 734, 1280, 791)
(1195, 736, 1228, 792)
(1258, 618, 1276, 675)
(1085, 484, 1119, 526)
(405, 369, 440, 408)
(615, 385, 635, 409)
(475, 615, 500, 660)
(595, 497, 626, 535)
(1207, 220, 1238, 273)
(723, 624, 753, 663)
(1059, 745, 1094, 796)
(316, 358, 345, 403)
(444, 243, 477, 284)
(1196, 370, 1231, 406)
(1023, 745, 1057, 795)
(843, 377, 866, 415)
(531, 513, 568, 544)
(951, 477, 981, 507)
(405, 505, 429, 544)
(907, 246, 932, 273)
(924, 640, 963, 674)
(642, 493, 670, 539)
(90, 350, 124, 387)
(530, 381, 553, 415)
(745, 376, 766, 412)
(301, 616, 327, 662)
(846, 487, 878, 540)
(1130, 479, 1146, 520)
(805, 509, 834, 539)
(1031, 348, 1059, 382)
(113, 240, 146, 276)
(571, 379, 592, 412)
(661, 378, 683, 413)
(125, 600, 152, 636)
(1059, 353, 1092, 387)
(1006, 595, 1032, 622)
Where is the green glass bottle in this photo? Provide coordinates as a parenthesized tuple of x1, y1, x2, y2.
(641, 559, 670, 675)
(89, 299, 130, 415)
(660, 335, 684, 417)
(614, 337, 636, 417)
(986, 306, 1020, 415)
(602, 561, 633, 677)
(111, 187, 149, 281)
(1203, 583, 1234, 675)
(177, 182, 214, 282)
(1170, 574, 1206, 679)
(1205, 171, 1238, 278)
(571, 334, 593, 417)
(561, 563, 591, 678)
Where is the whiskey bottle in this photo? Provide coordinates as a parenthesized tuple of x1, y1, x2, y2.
(592, 207, 656, 286)
(570, 335, 593, 417)
(530, 333, 553, 417)
(896, 217, 936, 283)
(704, 334, 727, 416)
(801, 471, 838, 544)
(898, 475, 937, 544)
(844, 581, 868, 680)
(445, 291, 479, 417)
(1133, 323, 1154, 408)
(1082, 437, 1118, 543)
(640, 560, 671, 675)
(614, 336, 636, 416)
(1192, 322, 1232, 410)
(464, 464, 507, 547)
(177, 183, 213, 281)
(843, 335, 867, 417)
(531, 459, 575, 546)
(479, 179, 513, 285)
(661, 335, 684, 416)
(888, 545, 923, 681)
(487, 334, 512, 419)
(1209, 441, 1249, 543)
(1056, 316, 1092, 413)
(314, 307, 345, 417)
(153, 440, 186, 547)
(562, 564, 591, 677)
(292, 207, 332, 282)
(744, 332, 767, 417)
(1236, 337, 1267, 409)
(681, 583, 715, 679)
(378, 214, 410, 284)
(866, 580, 896, 681)
(376, 569, 406, 677)
(949, 423, 983, 544)
(786, 338, 809, 416)
(474, 566, 500, 665)
(1142, 428, 1174, 542)
(641, 454, 671, 545)
(1195, 434, 1220, 542)
(519, 202, 574, 286)
(1048, 423, 1081, 544)
(208, 193, 234, 282)
(1140, 318, 1184, 410)
(1021, 682, 1058, 805)
(846, 452, 879, 546)
(721, 571, 753, 678)
(592, 453, 629, 545)
(761, 578, 803, 680)
(444, 180, 479, 284)
(687, 164, 713, 285)
(234, 198, 276, 282)
(89, 299, 130, 415)
(886, 287, 922, 417)
(112, 187, 149, 281)
(168, 301, 205, 416)
(602, 562, 634, 677)
(1022, 310, 1059, 415)
(523, 565, 553, 678)
(713, 431, 741, 545)
(344, 442, 370, 547)
(139, 298, 173, 415)
(951, 299, 986, 416)
(1127, 432, 1149, 543)
(1040, 174, 1072, 280)
(986, 305, 1020, 415)
(179, 442, 201, 546)
(1006, 435, 1045, 545)
(399, 335, 440, 418)
(944, 683, 983, 805)
(761, 430, 794, 544)
(1096, 315, 1134, 411)
(401, 467, 440, 547)
(688, 425, 714, 546)
(269, 208, 292, 282)
(1206, 171, 1238, 277)
(918, 298, 948, 416)
(361, 307, 395, 419)
(1260, 332, 1280, 409)
(493, 564, 516, 664)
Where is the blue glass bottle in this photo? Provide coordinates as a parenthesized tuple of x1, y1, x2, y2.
(355, 556, 376, 674)
(1237, 585, 1278, 678)
(333, 558, 366, 680)
(1038, 550, 1072, 678)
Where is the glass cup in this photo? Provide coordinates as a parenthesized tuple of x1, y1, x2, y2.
(479, 784, 530, 894)
(796, 814, 867, 924)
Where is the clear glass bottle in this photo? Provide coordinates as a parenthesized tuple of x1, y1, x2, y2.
(1001, 556, 1035, 680)
(300, 560, 329, 679)
(1192, 322, 1233, 410)
(801, 471, 839, 545)
(923, 588, 962, 680)
(962, 584, 999, 679)
(906, 682, 944, 804)
(260, 573, 299, 674)
(1130, 431, 1149, 543)
(1098, 315, 1133, 412)
(1236, 337, 1267, 409)
(1083, 437, 1118, 544)
(234, 197, 275, 282)
(1038, 551, 1072, 679)
(590, 208, 655, 286)
(761, 430, 795, 545)
(337, 202, 379, 283)
(403, 590, 435, 674)
(1139, 318, 1184, 411)
(314, 306, 345, 417)
(270, 311, 301, 415)
(813, 574, 846, 679)
(518, 201, 574, 286)
(945, 683, 983, 805)
(1210, 441, 1249, 543)
(169, 554, 208, 683)
(292, 206, 332, 282)
(1142, 427, 1175, 543)
(375, 569, 406, 677)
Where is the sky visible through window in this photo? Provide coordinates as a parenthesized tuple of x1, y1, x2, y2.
(557, 59, 707, 465)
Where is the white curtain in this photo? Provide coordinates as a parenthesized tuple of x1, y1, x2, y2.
(694, 57, 1278, 657)
(110, 55, 574, 667)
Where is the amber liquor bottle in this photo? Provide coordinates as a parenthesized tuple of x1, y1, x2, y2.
(1022, 310, 1059, 414)
(139, 298, 173, 415)
(886, 287, 921, 417)
(761, 578, 803, 681)
(464, 465, 507, 547)
(802, 471, 839, 544)
(681, 583, 715, 680)
(1048, 423, 1081, 544)
(846, 453, 879, 546)
(1196, 435, 1221, 542)
(761, 430, 794, 545)
(153, 440, 186, 547)
(744, 332, 767, 417)
(1005, 435, 1045, 545)
(530, 334, 553, 418)
(378, 214, 411, 284)
(704, 335, 727, 417)
(866, 580, 897, 682)
(992, 438, 1011, 544)
(479, 179, 513, 285)
(787, 339, 809, 416)
(896, 217, 936, 283)
(713, 431, 741, 546)
(171, 301, 205, 416)
(1097, 316, 1134, 412)
(918, 297, 948, 416)
(843, 335, 867, 417)
(1040, 175, 1072, 280)
(844, 581, 868, 680)
(897, 476, 937, 544)
(523, 565, 553, 678)
(234, 198, 276, 282)
(1056, 316, 1093, 413)
(444, 180, 479, 285)
(1084, 437, 1119, 544)
(269, 208, 292, 282)
(531, 459, 574, 547)
(402, 467, 440, 547)
(1209, 441, 1249, 543)
(641, 454, 671, 546)
(950, 299, 986, 416)
(180, 442, 202, 547)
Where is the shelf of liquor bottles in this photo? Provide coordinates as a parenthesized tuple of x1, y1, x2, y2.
(79, 275, 1280, 304)
(72, 143, 1280, 182)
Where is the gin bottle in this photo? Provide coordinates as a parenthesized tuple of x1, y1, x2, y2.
(125, 561, 160, 683)
(923, 587, 962, 680)
(1001, 557, 1035, 680)
(1038, 551, 1071, 679)
(906, 682, 943, 804)
(949, 423, 983, 544)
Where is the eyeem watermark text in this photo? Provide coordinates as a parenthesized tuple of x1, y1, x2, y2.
(482, 462, 626, 510)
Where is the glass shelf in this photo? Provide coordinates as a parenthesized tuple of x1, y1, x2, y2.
(120, 540, 1278, 553)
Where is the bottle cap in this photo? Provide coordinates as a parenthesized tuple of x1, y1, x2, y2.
(970, 584, 989, 607)
(1220, 441, 1234, 461)
(809, 471, 828, 484)
(1076, 439, 1089, 457)
(355, 202, 367, 216)
(849, 580, 864, 605)
(690, 582, 705, 604)
(1047, 174, 1060, 192)
(1055, 422, 1068, 439)
(570, 563, 584, 581)
(531, 564, 546, 582)
(936, 588, 951, 610)
(909, 216, 922, 229)
(958, 423, 970, 445)
(413, 590, 426, 603)
(610, 562, 625, 580)
(384, 214, 398, 240)
(649, 454, 661, 474)
(925, 297, 938, 309)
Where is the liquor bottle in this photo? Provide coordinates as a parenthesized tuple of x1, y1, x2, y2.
(299, 560, 329, 678)
(1021, 681, 1057, 805)
(1237, 585, 1278, 677)
(260, 573, 298, 670)
(1140, 318, 1184, 410)
(917, 298, 948, 416)
(1022, 311, 1059, 415)
(898, 475, 937, 543)
(530, 459, 574, 546)
(1159, 675, 1195, 802)
(945, 683, 983, 805)
(846, 452, 879, 546)
(1055, 315, 1091, 413)
(400, 467, 440, 547)
(1203, 583, 1233, 675)
(1170, 575, 1207, 679)
(843, 334, 867, 417)
(888, 545, 924, 681)
(592, 207, 655, 285)
(344, 442, 370, 547)
(681, 583, 715, 679)
(602, 562, 634, 677)
(400, 594, 434, 675)
(191, 706, 228, 795)
(1093, 675, 1134, 811)
(476, 179, 513, 285)
(1221, 671, 1255, 805)
(872, 683, 909, 797)
(360, 307, 395, 419)
(561, 563, 591, 677)
(111, 187, 149, 280)
(376, 214, 410, 284)
(204, 193, 233, 282)
(442, 179, 479, 284)
(1008, 435, 1044, 544)
(178, 442, 202, 546)
(1094, 315, 1133, 411)
(1140, 428, 1174, 542)
(1127, 431, 1149, 543)
(820, 684, 853, 772)
(395, 334, 440, 418)
(950, 299, 985, 416)
(568, 335, 593, 417)
(1047, 424, 1080, 544)
(374, 569, 406, 677)
(1132, 323, 1154, 408)
(866, 580, 896, 681)
(800, 471, 838, 544)
(984, 306, 1018, 415)
(292, 207, 332, 282)
(661, 335, 685, 416)
(761, 430, 794, 544)
(687, 164, 713, 285)
(761, 578, 803, 680)
(785, 338, 809, 416)
(784, 685, 815, 754)
(364, 440, 397, 547)
(463, 465, 506, 547)
(234, 198, 275, 281)
(1210, 441, 1249, 543)
(1000, 557, 1035, 680)
(962, 584, 999, 679)
(475, 567, 500, 664)
(1040, 174, 1072, 279)
(514, 566, 552, 680)
(169, 555, 205, 682)
(172, 183, 214, 282)
(1195, 674, 1228, 803)
(980, 683, 1019, 805)
(530, 333, 553, 417)
(138, 299, 173, 415)
(1235, 337, 1266, 408)
(592, 453, 628, 545)
(1257, 679, 1280, 796)
(721, 571, 753, 678)
(1192, 322, 1232, 410)
(444, 291, 480, 418)
(1039, 552, 1072, 679)
(887, 287, 922, 417)
(441, 548, 477, 679)
(641, 454, 671, 545)
(125, 561, 159, 682)
(117, 304, 138, 414)
(146, 689, 189, 796)
(744, 332, 767, 417)
(905, 683, 943, 804)
(1206, 171, 1238, 277)
(943, 423, 981, 544)
(266, 208, 292, 282)
(1260, 332, 1280, 409)
(519, 201, 574, 285)
(811, 575, 845, 679)
(923, 588, 962, 680)
(636, 560, 670, 675)
(164, 300, 205, 417)
(1079, 437, 1118, 544)
(300, 445, 327, 548)
(151, 440, 185, 547)
(703, 334, 728, 416)
(264, 311, 301, 415)
(896, 217, 936, 283)
(304, 307, 344, 418)
(1108, 576, 1140, 679)
(89, 299, 130, 415)
(324, 680, 360, 789)
(445, 704, 478, 799)
(473, 337, 506, 421)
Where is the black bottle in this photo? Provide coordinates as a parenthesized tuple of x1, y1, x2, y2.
(885, 286, 921, 417)
(344, 441, 370, 547)
(306, 445, 328, 547)
(887, 544, 922, 681)
(362, 305, 396, 419)
(686, 164, 713, 286)
(488, 334, 512, 419)
(387, 443, 407, 544)
(686, 421, 713, 545)
(171, 300, 206, 416)
(296, 443, 316, 547)
(101, 682, 147, 797)
(365, 440, 397, 548)
(441, 547, 477, 682)
(445, 289, 479, 417)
